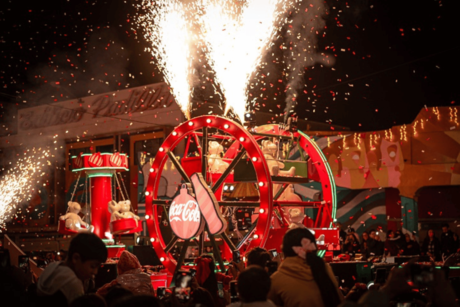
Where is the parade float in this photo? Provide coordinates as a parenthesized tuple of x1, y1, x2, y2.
(143, 115, 340, 278)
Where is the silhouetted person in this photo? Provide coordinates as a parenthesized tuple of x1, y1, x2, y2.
(421, 229, 441, 261)
(36, 233, 107, 306)
(440, 223, 455, 256)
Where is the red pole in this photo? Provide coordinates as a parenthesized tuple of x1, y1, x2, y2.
(91, 176, 112, 238)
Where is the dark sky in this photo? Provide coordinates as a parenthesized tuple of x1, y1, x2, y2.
(0, 0, 459, 134)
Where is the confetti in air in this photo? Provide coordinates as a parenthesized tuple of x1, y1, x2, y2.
(0, 148, 50, 230)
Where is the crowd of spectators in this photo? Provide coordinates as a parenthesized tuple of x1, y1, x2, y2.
(337, 223, 460, 261)
(1, 229, 459, 307)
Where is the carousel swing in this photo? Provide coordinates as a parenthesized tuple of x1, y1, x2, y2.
(58, 173, 93, 235)
(109, 172, 142, 235)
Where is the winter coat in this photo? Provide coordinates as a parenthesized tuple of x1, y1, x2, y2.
(401, 240, 420, 256)
(384, 237, 401, 256)
(97, 250, 154, 296)
(37, 261, 84, 304)
(421, 236, 442, 261)
(268, 256, 342, 307)
(440, 230, 455, 255)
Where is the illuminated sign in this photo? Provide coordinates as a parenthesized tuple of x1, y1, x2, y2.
(169, 184, 204, 240)
(169, 173, 227, 240)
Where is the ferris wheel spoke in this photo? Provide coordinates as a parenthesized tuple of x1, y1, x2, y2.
(166, 151, 191, 183)
(206, 230, 225, 271)
(173, 239, 190, 275)
(273, 183, 289, 201)
(219, 231, 238, 252)
(235, 219, 258, 250)
(197, 231, 205, 255)
(201, 127, 208, 178)
(165, 235, 180, 254)
(211, 147, 246, 193)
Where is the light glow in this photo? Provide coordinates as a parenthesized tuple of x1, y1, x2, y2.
(137, 0, 192, 119)
(0, 148, 50, 229)
(199, 0, 284, 120)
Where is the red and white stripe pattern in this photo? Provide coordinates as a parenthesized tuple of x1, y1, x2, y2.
(74, 153, 83, 169)
(191, 173, 227, 235)
(109, 152, 123, 167)
(88, 152, 103, 167)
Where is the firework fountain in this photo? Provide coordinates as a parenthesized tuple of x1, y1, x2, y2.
(0, 148, 51, 230)
(136, 0, 289, 121)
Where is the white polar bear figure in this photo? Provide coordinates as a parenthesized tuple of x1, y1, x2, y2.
(208, 141, 230, 173)
(60, 201, 93, 233)
(108, 200, 123, 222)
(261, 140, 306, 228)
(287, 208, 306, 229)
(261, 140, 295, 177)
(119, 200, 140, 227)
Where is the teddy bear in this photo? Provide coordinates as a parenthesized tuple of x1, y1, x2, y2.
(287, 208, 306, 229)
(59, 201, 94, 233)
(108, 200, 123, 222)
(208, 141, 230, 173)
(119, 200, 140, 227)
(261, 140, 295, 177)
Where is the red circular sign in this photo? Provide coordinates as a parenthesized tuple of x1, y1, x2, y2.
(169, 184, 203, 240)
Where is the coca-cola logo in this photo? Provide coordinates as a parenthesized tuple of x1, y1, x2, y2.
(169, 185, 204, 240)
(168, 173, 227, 240)
(169, 200, 201, 223)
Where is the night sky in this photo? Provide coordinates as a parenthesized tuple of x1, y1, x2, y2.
(0, 0, 459, 134)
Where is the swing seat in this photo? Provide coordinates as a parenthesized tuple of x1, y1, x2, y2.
(110, 218, 137, 235)
(58, 219, 85, 235)
(122, 221, 143, 234)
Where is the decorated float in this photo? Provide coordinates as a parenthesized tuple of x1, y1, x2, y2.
(143, 115, 340, 278)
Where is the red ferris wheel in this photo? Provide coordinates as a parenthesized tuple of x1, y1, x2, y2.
(144, 115, 337, 276)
